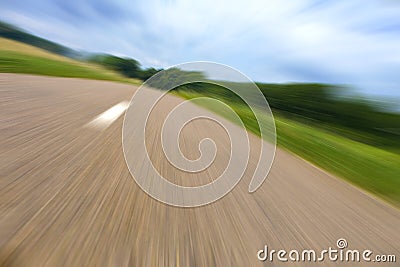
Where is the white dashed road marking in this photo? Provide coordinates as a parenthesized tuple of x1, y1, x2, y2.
(85, 101, 129, 130)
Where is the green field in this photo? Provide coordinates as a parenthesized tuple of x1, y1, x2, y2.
(0, 38, 141, 84)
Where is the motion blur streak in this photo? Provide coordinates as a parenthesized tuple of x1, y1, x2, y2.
(0, 74, 399, 266)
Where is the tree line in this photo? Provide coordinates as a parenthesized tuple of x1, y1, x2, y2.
(87, 54, 162, 81)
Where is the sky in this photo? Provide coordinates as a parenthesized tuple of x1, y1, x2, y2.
(1, 0, 400, 98)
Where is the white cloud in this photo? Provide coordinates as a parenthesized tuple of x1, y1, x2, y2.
(1, 0, 400, 96)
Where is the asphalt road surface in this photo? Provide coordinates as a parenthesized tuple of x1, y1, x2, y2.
(1, 74, 399, 266)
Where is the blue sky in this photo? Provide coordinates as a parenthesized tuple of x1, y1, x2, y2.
(1, 0, 400, 98)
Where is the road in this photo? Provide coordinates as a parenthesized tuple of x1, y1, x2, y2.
(0, 74, 399, 266)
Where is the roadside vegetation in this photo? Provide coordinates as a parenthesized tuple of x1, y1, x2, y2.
(0, 21, 162, 81)
(0, 38, 141, 84)
(174, 84, 400, 207)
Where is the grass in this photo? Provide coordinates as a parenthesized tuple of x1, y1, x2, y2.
(276, 117, 400, 206)
(0, 38, 141, 84)
(175, 90, 400, 207)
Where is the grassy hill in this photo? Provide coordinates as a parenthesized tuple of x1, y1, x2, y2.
(0, 38, 140, 84)
(0, 21, 79, 58)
